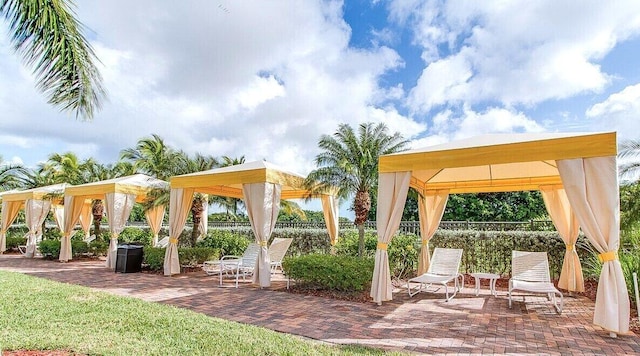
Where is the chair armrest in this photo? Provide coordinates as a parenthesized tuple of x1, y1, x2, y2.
(221, 255, 241, 261)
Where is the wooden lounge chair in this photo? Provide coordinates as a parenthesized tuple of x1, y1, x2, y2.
(508, 250, 563, 314)
(407, 247, 464, 301)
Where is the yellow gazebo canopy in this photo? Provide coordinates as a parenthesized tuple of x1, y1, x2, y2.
(379, 131, 616, 194)
(64, 174, 168, 202)
(170, 160, 317, 199)
(1, 183, 68, 205)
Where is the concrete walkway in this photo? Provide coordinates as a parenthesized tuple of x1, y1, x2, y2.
(1, 254, 639, 355)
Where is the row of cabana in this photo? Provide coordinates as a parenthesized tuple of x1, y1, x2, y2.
(0, 161, 340, 286)
(0, 131, 630, 336)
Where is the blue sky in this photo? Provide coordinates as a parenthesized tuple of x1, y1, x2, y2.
(1, 1, 640, 218)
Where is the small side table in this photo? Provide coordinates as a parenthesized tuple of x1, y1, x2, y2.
(470, 272, 500, 296)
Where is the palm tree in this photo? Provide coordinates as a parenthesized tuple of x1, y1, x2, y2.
(0, 155, 26, 191)
(82, 159, 134, 237)
(279, 200, 307, 221)
(305, 123, 409, 256)
(41, 152, 85, 184)
(123, 136, 220, 247)
(120, 134, 180, 180)
(619, 139, 640, 183)
(17, 165, 56, 190)
(212, 156, 246, 218)
(174, 151, 219, 246)
(1, 0, 106, 119)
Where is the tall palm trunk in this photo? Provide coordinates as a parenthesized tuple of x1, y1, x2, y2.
(92, 200, 104, 238)
(190, 196, 205, 247)
(354, 190, 371, 257)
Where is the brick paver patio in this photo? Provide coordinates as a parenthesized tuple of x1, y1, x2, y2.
(1, 254, 639, 355)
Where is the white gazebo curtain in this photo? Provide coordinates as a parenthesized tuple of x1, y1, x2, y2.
(164, 188, 194, 275)
(321, 195, 339, 250)
(61, 196, 86, 262)
(78, 202, 93, 240)
(557, 156, 629, 334)
(52, 204, 65, 232)
(370, 172, 411, 304)
(145, 205, 166, 247)
(540, 185, 583, 292)
(0, 201, 21, 253)
(417, 190, 449, 275)
(243, 182, 281, 287)
(104, 192, 136, 269)
(24, 199, 52, 258)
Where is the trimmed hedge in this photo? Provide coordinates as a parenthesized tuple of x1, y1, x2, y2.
(282, 254, 374, 292)
(5, 236, 26, 250)
(143, 247, 219, 271)
(197, 230, 250, 256)
(39, 240, 90, 259)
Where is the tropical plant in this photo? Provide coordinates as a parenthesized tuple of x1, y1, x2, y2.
(619, 139, 640, 183)
(211, 156, 246, 218)
(173, 151, 219, 246)
(120, 134, 181, 180)
(278, 200, 307, 221)
(620, 182, 640, 234)
(0, 0, 106, 119)
(0, 156, 26, 191)
(305, 122, 409, 256)
(123, 138, 219, 247)
(40, 152, 86, 184)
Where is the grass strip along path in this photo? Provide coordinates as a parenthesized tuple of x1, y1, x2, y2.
(0, 271, 403, 355)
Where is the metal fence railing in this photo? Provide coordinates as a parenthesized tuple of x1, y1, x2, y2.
(204, 220, 555, 234)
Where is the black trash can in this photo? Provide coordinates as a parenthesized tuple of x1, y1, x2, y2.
(115, 244, 144, 273)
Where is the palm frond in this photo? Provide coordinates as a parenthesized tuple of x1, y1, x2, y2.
(1, 0, 106, 119)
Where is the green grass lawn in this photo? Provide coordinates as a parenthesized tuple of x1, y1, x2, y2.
(0, 271, 404, 355)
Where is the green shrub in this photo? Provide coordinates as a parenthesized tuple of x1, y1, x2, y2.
(6, 226, 28, 239)
(118, 227, 153, 246)
(143, 247, 165, 271)
(88, 240, 109, 256)
(620, 249, 640, 308)
(39, 240, 61, 259)
(143, 247, 219, 271)
(178, 247, 219, 267)
(335, 230, 418, 279)
(334, 229, 378, 258)
(197, 230, 251, 256)
(198, 227, 333, 256)
(6, 236, 26, 250)
(387, 233, 420, 279)
(283, 254, 374, 292)
(71, 240, 89, 256)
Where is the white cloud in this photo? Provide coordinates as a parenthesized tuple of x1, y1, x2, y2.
(415, 105, 544, 143)
(394, 0, 640, 112)
(586, 83, 640, 139)
(0, 0, 425, 176)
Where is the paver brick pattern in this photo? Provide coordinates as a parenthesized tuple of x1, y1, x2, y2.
(1, 255, 639, 355)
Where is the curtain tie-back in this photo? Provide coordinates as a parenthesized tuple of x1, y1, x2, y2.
(259, 241, 268, 247)
(421, 239, 429, 246)
(377, 242, 388, 250)
(566, 244, 575, 251)
(598, 250, 618, 263)
(169, 238, 179, 244)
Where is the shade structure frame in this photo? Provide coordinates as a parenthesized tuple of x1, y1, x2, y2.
(163, 160, 340, 280)
(372, 131, 629, 335)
